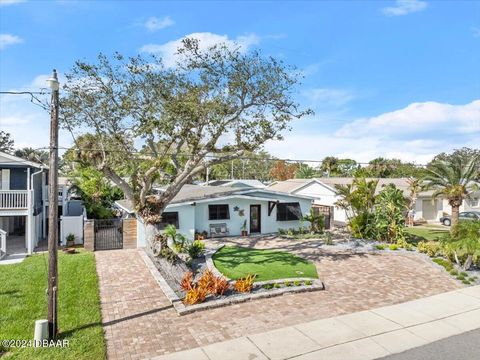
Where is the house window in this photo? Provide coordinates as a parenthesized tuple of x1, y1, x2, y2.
(208, 204, 230, 220)
(469, 198, 479, 207)
(157, 212, 179, 230)
(277, 202, 302, 221)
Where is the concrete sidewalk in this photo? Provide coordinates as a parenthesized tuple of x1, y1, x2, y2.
(152, 286, 480, 360)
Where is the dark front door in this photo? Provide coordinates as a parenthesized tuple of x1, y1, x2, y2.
(250, 205, 261, 233)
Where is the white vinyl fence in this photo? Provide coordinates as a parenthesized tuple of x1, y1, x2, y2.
(0, 229, 6, 259)
(60, 215, 84, 245)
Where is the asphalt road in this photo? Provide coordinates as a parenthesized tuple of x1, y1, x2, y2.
(379, 329, 480, 360)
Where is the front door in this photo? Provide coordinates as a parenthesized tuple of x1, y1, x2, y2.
(250, 205, 261, 233)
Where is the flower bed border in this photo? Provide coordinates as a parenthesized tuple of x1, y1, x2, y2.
(139, 248, 324, 316)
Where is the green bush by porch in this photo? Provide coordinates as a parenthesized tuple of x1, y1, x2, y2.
(213, 246, 318, 281)
(0, 250, 105, 359)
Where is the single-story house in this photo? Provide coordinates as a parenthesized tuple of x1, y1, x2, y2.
(267, 177, 480, 224)
(115, 184, 313, 246)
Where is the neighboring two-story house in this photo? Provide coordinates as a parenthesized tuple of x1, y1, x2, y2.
(0, 151, 73, 259)
(0, 151, 47, 258)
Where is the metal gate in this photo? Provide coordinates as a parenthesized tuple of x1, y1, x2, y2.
(94, 219, 123, 250)
(313, 205, 333, 230)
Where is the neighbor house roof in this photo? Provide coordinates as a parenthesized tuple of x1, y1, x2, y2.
(202, 179, 266, 188)
(268, 177, 424, 197)
(0, 151, 46, 169)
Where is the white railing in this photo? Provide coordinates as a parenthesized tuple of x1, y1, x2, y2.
(0, 190, 29, 209)
(0, 229, 6, 259)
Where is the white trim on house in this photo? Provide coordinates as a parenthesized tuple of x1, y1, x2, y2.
(0, 151, 46, 169)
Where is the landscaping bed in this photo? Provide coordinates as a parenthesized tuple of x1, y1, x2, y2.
(141, 241, 324, 315)
(0, 250, 105, 360)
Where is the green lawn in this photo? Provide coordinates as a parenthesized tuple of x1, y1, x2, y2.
(213, 246, 318, 281)
(405, 226, 449, 243)
(0, 250, 105, 359)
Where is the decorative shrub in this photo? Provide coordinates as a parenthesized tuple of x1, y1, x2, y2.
(198, 269, 215, 293)
(188, 240, 205, 259)
(323, 232, 334, 245)
(450, 269, 458, 276)
(441, 220, 480, 270)
(263, 284, 273, 290)
(181, 271, 194, 292)
(432, 258, 453, 272)
(211, 276, 230, 296)
(375, 244, 386, 250)
(273, 283, 281, 289)
(396, 238, 409, 249)
(284, 280, 292, 287)
(159, 247, 177, 263)
(234, 274, 255, 293)
(304, 280, 313, 285)
(417, 241, 441, 257)
(389, 244, 399, 251)
(293, 280, 301, 286)
(183, 286, 207, 305)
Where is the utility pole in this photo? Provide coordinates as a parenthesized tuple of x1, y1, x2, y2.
(46, 69, 60, 339)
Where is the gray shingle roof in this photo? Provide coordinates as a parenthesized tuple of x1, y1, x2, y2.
(268, 177, 423, 197)
(115, 184, 244, 213)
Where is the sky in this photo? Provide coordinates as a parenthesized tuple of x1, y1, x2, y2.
(0, 0, 479, 165)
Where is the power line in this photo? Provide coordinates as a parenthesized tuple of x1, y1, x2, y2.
(26, 145, 429, 167)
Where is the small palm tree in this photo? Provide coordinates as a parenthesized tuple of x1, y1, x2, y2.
(295, 164, 316, 179)
(423, 155, 479, 229)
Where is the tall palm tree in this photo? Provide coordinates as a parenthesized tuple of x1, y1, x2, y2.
(423, 155, 479, 229)
(321, 156, 339, 177)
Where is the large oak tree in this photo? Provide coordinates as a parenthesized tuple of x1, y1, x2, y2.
(60, 38, 311, 225)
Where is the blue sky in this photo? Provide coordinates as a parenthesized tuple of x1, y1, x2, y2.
(1, 0, 479, 164)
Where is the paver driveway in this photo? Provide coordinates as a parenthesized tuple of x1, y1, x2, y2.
(95, 238, 461, 360)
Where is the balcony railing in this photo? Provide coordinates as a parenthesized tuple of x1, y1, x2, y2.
(0, 190, 29, 209)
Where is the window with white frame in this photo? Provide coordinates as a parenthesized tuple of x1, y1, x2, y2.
(468, 198, 479, 207)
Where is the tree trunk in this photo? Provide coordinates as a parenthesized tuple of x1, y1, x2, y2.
(451, 205, 460, 229)
(463, 255, 473, 271)
(145, 222, 161, 254)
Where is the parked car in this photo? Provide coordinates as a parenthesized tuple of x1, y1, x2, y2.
(440, 211, 480, 226)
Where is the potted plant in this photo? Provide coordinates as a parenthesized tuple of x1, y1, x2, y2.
(241, 220, 248, 237)
(66, 233, 75, 247)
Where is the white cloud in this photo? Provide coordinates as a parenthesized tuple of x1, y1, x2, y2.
(140, 32, 260, 67)
(0, 33, 23, 50)
(336, 100, 480, 137)
(266, 99, 480, 164)
(472, 27, 480, 38)
(382, 0, 427, 16)
(143, 16, 175, 31)
(0, 0, 26, 6)
(0, 74, 72, 150)
(302, 88, 356, 107)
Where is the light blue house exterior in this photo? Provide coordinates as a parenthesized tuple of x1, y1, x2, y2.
(116, 184, 313, 246)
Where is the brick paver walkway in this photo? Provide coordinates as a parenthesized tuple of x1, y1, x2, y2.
(95, 239, 461, 360)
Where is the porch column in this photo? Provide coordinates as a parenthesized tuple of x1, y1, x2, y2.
(27, 167, 31, 190)
(27, 191, 34, 254)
